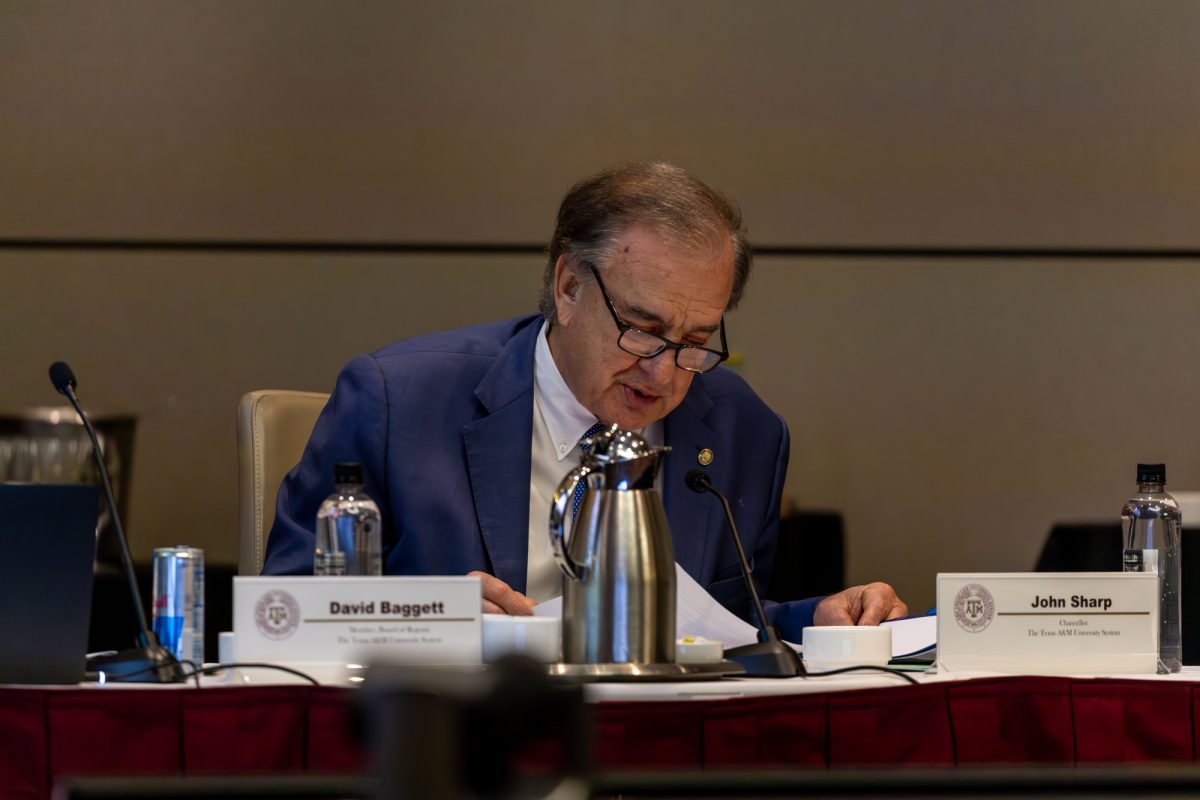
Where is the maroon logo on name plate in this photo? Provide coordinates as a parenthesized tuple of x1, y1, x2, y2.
(255, 590, 301, 640)
(953, 583, 995, 633)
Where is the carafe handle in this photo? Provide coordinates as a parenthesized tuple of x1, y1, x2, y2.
(549, 465, 591, 581)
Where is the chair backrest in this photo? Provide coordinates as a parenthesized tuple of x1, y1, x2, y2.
(237, 390, 329, 575)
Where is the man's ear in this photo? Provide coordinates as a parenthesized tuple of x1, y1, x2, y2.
(553, 255, 582, 326)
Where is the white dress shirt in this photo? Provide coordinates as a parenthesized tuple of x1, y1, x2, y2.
(526, 320, 662, 602)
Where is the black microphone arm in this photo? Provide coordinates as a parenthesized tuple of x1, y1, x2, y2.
(684, 469, 803, 677)
(50, 361, 184, 683)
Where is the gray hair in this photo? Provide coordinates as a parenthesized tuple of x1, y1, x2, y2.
(538, 162, 752, 321)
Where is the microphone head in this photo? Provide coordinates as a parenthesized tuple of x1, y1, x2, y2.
(49, 361, 77, 395)
(685, 468, 712, 493)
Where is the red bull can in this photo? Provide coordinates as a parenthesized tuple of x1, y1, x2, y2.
(151, 546, 205, 666)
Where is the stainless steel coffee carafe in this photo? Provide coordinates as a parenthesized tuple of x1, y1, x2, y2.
(548, 426, 675, 665)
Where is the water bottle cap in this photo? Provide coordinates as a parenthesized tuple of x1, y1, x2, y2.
(1136, 463, 1166, 484)
(334, 462, 364, 486)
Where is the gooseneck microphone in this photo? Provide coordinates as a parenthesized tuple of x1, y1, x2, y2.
(50, 361, 184, 683)
(685, 469, 803, 677)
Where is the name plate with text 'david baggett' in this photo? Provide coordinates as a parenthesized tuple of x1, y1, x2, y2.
(937, 572, 1158, 675)
(233, 576, 482, 665)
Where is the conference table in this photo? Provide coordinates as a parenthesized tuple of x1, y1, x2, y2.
(5, 667, 1200, 800)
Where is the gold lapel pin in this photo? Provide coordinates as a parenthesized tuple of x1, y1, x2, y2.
(697, 448, 714, 466)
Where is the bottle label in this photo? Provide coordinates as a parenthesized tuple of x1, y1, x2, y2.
(1123, 548, 1159, 575)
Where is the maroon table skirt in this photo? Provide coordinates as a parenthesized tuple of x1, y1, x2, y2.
(2, 676, 1199, 800)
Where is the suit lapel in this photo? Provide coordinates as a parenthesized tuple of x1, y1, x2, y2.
(463, 321, 728, 593)
(463, 320, 539, 593)
(663, 378, 725, 583)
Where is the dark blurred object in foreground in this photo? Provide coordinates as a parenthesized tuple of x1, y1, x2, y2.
(360, 657, 590, 800)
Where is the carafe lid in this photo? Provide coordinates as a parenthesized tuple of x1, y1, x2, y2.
(583, 425, 670, 489)
(584, 425, 659, 463)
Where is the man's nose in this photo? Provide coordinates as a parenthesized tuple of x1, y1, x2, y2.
(638, 349, 676, 383)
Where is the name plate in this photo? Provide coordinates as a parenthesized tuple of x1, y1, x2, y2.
(937, 572, 1158, 674)
(233, 576, 482, 665)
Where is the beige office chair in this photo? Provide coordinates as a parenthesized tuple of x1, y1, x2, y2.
(237, 390, 329, 575)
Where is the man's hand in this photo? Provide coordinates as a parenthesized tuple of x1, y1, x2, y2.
(813, 582, 907, 626)
(469, 570, 536, 616)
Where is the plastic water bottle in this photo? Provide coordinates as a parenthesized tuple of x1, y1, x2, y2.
(314, 462, 382, 576)
(1121, 463, 1182, 673)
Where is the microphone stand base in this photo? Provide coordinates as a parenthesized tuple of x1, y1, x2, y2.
(87, 646, 187, 684)
(724, 640, 804, 678)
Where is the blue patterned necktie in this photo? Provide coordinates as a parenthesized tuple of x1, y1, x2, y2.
(571, 422, 606, 519)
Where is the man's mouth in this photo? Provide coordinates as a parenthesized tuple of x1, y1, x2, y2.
(621, 384, 660, 408)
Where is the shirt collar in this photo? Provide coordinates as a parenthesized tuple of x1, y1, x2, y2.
(534, 320, 601, 461)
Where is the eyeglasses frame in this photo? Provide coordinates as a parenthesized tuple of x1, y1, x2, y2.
(585, 262, 729, 374)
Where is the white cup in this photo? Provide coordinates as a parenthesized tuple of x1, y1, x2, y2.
(481, 614, 561, 663)
(802, 625, 892, 673)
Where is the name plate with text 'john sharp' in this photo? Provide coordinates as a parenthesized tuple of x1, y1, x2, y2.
(936, 572, 1158, 675)
(233, 576, 482, 665)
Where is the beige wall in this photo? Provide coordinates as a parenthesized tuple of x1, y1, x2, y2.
(743, 259, 1200, 611)
(2, 2, 1199, 610)
(4, 1, 1200, 247)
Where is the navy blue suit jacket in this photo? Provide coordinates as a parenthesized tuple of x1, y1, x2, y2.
(261, 314, 819, 640)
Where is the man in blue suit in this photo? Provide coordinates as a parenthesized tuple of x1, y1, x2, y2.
(262, 162, 906, 642)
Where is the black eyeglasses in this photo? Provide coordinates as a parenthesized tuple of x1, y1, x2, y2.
(587, 264, 729, 374)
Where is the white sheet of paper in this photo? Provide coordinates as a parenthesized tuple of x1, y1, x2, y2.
(673, 563, 764, 647)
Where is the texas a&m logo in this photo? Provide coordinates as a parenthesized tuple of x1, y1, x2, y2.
(255, 590, 301, 640)
(953, 583, 995, 633)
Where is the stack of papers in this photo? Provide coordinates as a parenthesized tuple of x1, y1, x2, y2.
(884, 614, 937, 663)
